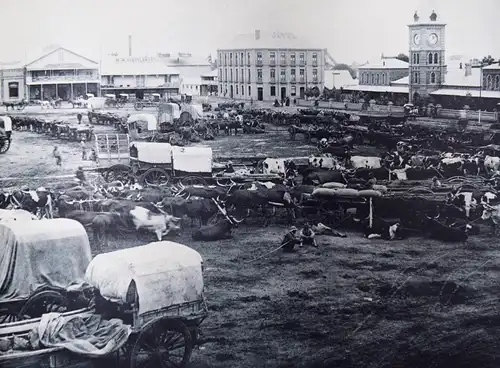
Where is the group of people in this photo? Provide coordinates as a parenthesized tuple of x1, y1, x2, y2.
(281, 223, 317, 252)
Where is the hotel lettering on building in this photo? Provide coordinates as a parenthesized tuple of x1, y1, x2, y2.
(217, 30, 326, 101)
(0, 48, 215, 102)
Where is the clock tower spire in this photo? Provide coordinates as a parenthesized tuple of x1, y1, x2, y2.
(408, 10, 446, 103)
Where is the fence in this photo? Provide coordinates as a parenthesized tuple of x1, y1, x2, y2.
(297, 99, 498, 123)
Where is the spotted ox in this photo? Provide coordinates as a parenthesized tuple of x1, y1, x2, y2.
(129, 206, 181, 241)
(349, 156, 382, 169)
(262, 158, 286, 175)
(9, 187, 54, 218)
(309, 156, 343, 170)
(482, 203, 500, 235)
(484, 155, 500, 175)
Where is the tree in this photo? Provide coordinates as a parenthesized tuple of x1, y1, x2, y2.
(332, 63, 357, 79)
(396, 53, 409, 63)
(482, 55, 495, 65)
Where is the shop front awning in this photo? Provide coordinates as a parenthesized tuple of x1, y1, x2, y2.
(430, 89, 500, 98)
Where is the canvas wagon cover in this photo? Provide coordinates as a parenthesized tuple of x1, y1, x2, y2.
(128, 114, 157, 131)
(131, 141, 172, 164)
(172, 146, 212, 173)
(158, 103, 181, 123)
(0, 116, 12, 131)
(181, 104, 203, 120)
(85, 241, 204, 316)
(0, 219, 91, 303)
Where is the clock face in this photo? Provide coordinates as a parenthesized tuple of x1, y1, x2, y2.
(428, 33, 438, 45)
(414, 34, 420, 45)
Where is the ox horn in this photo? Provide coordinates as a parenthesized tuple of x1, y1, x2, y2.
(232, 216, 244, 224)
(178, 182, 185, 189)
(216, 179, 229, 187)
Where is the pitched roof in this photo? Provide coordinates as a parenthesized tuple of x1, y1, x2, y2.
(101, 56, 180, 76)
(26, 47, 98, 70)
(201, 69, 218, 78)
(220, 31, 322, 50)
(324, 69, 358, 89)
(391, 66, 482, 89)
(358, 58, 408, 70)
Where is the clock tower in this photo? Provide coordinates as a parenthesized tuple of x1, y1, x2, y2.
(408, 10, 446, 103)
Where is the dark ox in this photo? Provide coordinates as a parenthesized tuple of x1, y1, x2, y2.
(301, 169, 347, 185)
(423, 214, 469, 242)
(162, 197, 220, 227)
(8, 188, 54, 218)
(192, 217, 243, 241)
(63, 210, 122, 249)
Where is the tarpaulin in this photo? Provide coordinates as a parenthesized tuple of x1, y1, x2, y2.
(31, 312, 131, 357)
(0, 219, 91, 303)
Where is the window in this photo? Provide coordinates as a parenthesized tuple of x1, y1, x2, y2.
(8, 82, 19, 98)
(488, 75, 493, 89)
(235, 53, 238, 66)
(219, 53, 222, 63)
(291, 85, 296, 96)
(496, 75, 500, 90)
(312, 53, 318, 65)
(291, 69, 296, 81)
(240, 52, 244, 65)
(270, 52, 276, 64)
(270, 68, 276, 79)
(382, 73, 386, 84)
(312, 69, 317, 81)
(416, 54, 420, 64)
(230, 69, 233, 81)
(434, 53, 438, 64)
(299, 53, 305, 64)
(257, 52, 262, 64)
(483, 75, 487, 88)
(241, 69, 244, 82)
(376, 74, 380, 85)
(270, 86, 276, 96)
(290, 53, 296, 65)
(247, 52, 251, 65)
(219, 68, 222, 80)
(236, 85, 239, 95)
(224, 68, 227, 81)
(257, 69, 263, 81)
(430, 72, 436, 84)
(371, 74, 375, 84)
(428, 53, 433, 64)
(280, 52, 286, 64)
(224, 53, 227, 65)
(248, 69, 251, 82)
(235, 68, 238, 82)
(241, 85, 244, 96)
(300, 69, 304, 81)
(413, 72, 420, 84)
(229, 53, 233, 65)
(248, 86, 251, 96)
(413, 53, 420, 65)
(219, 84, 222, 93)
(280, 69, 286, 82)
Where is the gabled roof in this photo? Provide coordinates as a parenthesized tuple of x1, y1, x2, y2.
(324, 69, 358, 89)
(26, 47, 98, 70)
(358, 58, 408, 70)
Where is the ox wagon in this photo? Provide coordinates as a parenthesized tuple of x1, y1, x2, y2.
(0, 219, 92, 324)
(0, 115, 12, 154)
(0, 241, 208, 368)
(134, 93, 162, 110)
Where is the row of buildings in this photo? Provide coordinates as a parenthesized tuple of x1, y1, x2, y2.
(0, 48, 217, 102)
(332, 10, 500, 110)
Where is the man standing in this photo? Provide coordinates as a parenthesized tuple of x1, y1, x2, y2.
(53, 146, 62, 166)
(77, 113, 82, 124)
(80, 138, 87, 160)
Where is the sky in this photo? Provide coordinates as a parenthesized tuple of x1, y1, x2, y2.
(0, 0, 498, 65)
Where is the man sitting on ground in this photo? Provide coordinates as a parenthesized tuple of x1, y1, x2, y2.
(282, 226, 301, 253)
(300, 223, 317, 248)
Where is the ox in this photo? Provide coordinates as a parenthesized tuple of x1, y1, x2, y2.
(311, 222, 347, 238)
(192, 217, 243, 241)
(423, 214, 469, 242)
(309, 156, 343, 170)
(262, 158, 286, 176)
(9, 188, 54, 218)
(481, 203, 500, 235)
(485, 155, 500, 175)
(349, 156, 381, 169)
(129, 206, 181, 241)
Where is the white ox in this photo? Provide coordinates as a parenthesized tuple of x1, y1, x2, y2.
(0, 209, 38, 223)
(129, 206, 181, 241)
(349, 156, 381, 169)
(484, 155, 500, 174)
(481, 203, 500, 235)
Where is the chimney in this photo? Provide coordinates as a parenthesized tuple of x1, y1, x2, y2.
(465, 63, 472, 77)
(128, 35, 132, 57)
(255, 30, 261, 40)
(459, 62, 462, 69)
(383, 61, 386, 66)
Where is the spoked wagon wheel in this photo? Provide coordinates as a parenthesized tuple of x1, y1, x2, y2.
(317, 202, 345, 227)
(130, 318, 193, 368)
(288, 126, 296, 140)
(17, 290, 69, 320)
(181, 176, 207, 186)
(106, 164, 133, 183)
(0, 307, 20, 324)
(0, 138, 11, 154)
(142, 168, 170, 186)
(134, 102, 144, 111)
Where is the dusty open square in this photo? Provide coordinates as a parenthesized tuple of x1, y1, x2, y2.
(2, 106, 500, 368)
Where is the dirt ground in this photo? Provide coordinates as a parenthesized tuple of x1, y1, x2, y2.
(3, 106, 500, 368)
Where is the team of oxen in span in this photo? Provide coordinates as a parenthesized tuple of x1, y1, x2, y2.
(1, 157, 500, 250)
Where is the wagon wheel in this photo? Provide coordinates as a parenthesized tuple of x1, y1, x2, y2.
(106, 166, 133, 184)
(288, 126, 296, 140)
(318, 202, 345, 226)
(181, 176, 207, 186)
(305, 131, 312, 143)
(17, 290, 69, 320)
(134, 102, 144, 111)
(0, 138, 11, 154)
(142, 168, 170, 186)
(130, 318, 193, 368)
(0, 308, 20, 324)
